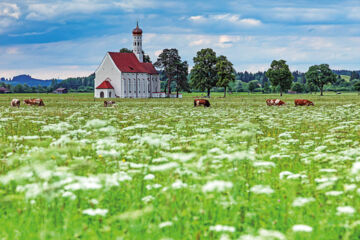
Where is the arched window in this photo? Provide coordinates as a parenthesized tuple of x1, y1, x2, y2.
(109, 92, 112, 98)
(100, 91, 104, 98)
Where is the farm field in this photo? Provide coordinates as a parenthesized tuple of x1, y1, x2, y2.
(0, 93, 360, 239)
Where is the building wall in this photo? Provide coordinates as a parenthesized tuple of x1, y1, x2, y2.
(94, 53, 121, 98)
(95, 53, 160, 98)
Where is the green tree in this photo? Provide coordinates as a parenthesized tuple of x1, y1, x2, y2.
(354, 81, 360, 95)
(350, 71, 360, 81)
(263, 82, 270, 93)
(190, 48, 218, 97)
(216, 55, 235, 97)
(154, 49, 181, 96)
(305, 64, 337, 96)
(119, 48, 132, 53)
(265, 60, 294, 96)
(291, 82, 304, 93)
(248, 80, 259, 93)
(174, 60, 190, 98)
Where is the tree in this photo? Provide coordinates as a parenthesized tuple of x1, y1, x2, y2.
(174, 60, 190, 98)
(216, 55, 235, 97)
(190, 48, 218, 97)
(354, 81, 360, 95)
(154, 49, 181, 97)
(119, 48, 132, 53)
(248, 80, 259, 93)
(305, 64, 337, 96)
(350, 71, 360, 81)
(263, 82, 270, 93)
(291, 82, 304, 93)
(265, 60, 294, 96)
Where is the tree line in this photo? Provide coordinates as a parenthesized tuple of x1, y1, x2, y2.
(155, 47, 360, 97)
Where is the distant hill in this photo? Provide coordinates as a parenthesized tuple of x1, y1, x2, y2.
(0, 75, 61, 87)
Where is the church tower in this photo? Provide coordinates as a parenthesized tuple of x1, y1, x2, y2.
(132, 22, 143, 62)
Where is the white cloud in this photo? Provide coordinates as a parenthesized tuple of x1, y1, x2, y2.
(189, 14, 262, 27)
(0, 3, 20, 19)
(270, 7, 338, 22)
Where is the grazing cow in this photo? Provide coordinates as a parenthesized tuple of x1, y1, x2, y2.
(266, 99, 286, 106)
(11, 99, 20, 107)
(104, 101, 115, 107)
(294, 99, 314, 106)
(194, 99, 210, 107)
(24, 99, 45, 106)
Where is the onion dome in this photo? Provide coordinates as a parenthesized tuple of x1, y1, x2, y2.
(132, 22, 143, 35)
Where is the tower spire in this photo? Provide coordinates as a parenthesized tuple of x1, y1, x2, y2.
(132, 22, 143, 62)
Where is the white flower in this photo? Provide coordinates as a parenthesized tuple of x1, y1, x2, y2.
(172, 180, 188, 189)
(292, 224, 313, 232)
(258, 229, 286, 240)
(292, 197, 315, 207)
(351, 162, 360, 175)
(142, 195, 155, 203)
(149, 162, 179, 172)
(253, 161, 276, 168)
(82, 208, 108, 216)
(62, 191, 76, 200)
(209, 225, 235, 233)
(85, 119, 107, 128)
(89, 199, 99, 205)
(250, 185, 274, 195)
(344, 184, 357, 192)
(337, 206, 355, 215)
(159, 221, 173, 228)
(325, 191, 343, 196)
(144, 174, 155, 180)
(202, 180, 233, 193)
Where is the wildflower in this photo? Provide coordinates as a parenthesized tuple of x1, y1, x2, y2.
(142, 195, 155, 203)
(292, 224, 313, 232)
(159, 221, 173, 228)
(144, 174, 155, 180)
(250, 185, 274, 195)
(325, 191, 343, 196)
(62, 191, 76, 200)
(82, 208, 108, 216)
(172, 180, 187, 189)
(84, 119, 107, 128)
(202, 180, 233, 193)
(209, 225, 235, 233)
(292, 197, 315, 207)
(337, 206, 355, 215)
(149, 162, 179, 172)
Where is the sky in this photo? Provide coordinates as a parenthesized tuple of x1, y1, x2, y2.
(0, 0, 360, 79)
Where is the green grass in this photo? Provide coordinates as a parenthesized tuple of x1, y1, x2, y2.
(0, 93, 360, 239)
(340, 75, 351, 82)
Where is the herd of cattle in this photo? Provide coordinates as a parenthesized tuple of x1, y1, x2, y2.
(193, 98, 314, 107)
(9, 98, 314, 108)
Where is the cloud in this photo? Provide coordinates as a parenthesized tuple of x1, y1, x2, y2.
(189, 14, 262, 27)
(0, 3, 20, 19)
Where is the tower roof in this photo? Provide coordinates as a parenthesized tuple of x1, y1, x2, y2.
(132, 22, 143, 35)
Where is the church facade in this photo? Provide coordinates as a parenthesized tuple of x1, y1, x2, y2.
(94, 23, 161, 98)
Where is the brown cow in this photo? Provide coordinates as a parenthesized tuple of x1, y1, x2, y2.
(24, 99, 45, 106)
(266, 99, 285, 106)
(11, 99, 20, 107)
(104, 101, 115, 107)
(294, 99, 314, 106)
(194, 99, 210, 107)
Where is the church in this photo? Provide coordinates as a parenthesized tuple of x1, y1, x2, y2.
(94, 23, 161, 98)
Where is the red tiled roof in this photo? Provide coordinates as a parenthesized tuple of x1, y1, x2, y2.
(108, 52, 158, 74)
(96, 80, 114, 89)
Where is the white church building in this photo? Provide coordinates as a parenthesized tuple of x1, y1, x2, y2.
(94, 23, 163, 98)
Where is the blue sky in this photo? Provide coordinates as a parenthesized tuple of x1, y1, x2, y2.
(0, 0, 360, 79)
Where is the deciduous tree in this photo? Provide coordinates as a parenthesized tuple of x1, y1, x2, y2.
(190, 48, 218, 97)
(266, 60, 294, 96)
(216, 55, 235, 97)
(305, 64, 337, 96)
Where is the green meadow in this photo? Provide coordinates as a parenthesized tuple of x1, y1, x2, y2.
(0, 93, 360, 239)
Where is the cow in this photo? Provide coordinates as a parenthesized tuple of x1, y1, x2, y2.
(104, 101, 115, 107)
(24, 99, 45, 106)
(194, 99, 210, 107)
(266, 99, 286, 106)
(294, 99, 314, 106)
(11, 99, 20, 107)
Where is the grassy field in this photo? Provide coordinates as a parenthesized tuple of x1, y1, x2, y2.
(0, 92, 360, 239)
